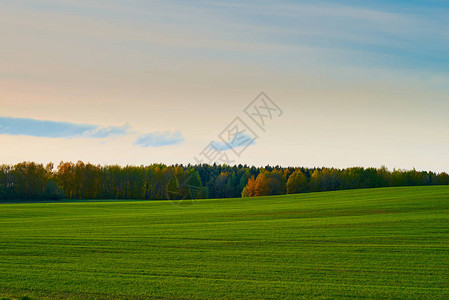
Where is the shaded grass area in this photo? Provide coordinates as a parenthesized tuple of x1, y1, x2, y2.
(1, 186, 449, 299)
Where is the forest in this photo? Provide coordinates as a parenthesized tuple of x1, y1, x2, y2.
(0, 161, 449, 201)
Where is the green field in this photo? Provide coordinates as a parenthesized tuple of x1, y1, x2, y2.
(1, 186, 449, 299)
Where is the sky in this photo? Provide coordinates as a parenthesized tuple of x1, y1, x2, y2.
(1, 0, 449, 172)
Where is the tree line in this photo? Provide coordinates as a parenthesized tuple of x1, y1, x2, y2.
(0, 161, 448, 201)
(242, 166, 449, 197)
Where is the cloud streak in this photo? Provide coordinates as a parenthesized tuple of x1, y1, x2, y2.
(212, 132, 255, 151)
(0, 116, 186, 148)
(0, 116, 130, 139)
(134, 131, 184, 148)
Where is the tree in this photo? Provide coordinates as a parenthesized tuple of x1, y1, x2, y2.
(12, 162, 48, 200)
(242, 170, 286, 197)
(241, 176, 257, 197)
(437, 172, 449, 185)
(310, 169, 322, 192)
(214, 172, 230, 198)
(286, 170, 309, 194)
(45, 179, 65, 200)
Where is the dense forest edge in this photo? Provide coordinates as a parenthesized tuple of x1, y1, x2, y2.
(1, 161, 449, 201)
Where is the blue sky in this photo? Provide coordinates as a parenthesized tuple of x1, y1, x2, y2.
(3, 0, 449, 73)
(1, 0, 448, 171)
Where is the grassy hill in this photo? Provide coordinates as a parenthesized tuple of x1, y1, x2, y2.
(1, 186, 449, 299)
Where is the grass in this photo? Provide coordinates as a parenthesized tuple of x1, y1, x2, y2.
(1, 186, 449, 299)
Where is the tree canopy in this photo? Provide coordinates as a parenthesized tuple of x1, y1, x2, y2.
(0, 162, 448, 201)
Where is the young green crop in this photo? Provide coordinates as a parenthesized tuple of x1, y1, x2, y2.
(1, 186, 449, 299)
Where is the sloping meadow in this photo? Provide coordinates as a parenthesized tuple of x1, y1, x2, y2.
(1, 186, 449, 299)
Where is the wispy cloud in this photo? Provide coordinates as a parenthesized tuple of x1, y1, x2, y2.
(0, 116, 186, 148)
(134, 130, 184, 148)
(3, 0, 449, 79)
(0, 116, 130, 138)
(212, 132, 255, 151)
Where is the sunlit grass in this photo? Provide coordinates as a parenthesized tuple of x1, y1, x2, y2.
(1, 186, 449, 299)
